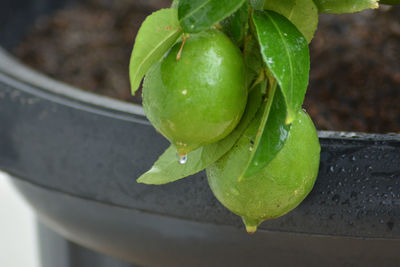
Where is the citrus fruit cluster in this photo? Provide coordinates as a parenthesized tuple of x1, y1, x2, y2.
(131, 2, 322, 233)
(142, 29, 320, 232)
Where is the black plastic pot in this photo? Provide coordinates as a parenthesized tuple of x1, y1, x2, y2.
(1, 1, 400, 266)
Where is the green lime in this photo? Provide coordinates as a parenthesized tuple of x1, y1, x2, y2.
(143, 30, 247, 155)
(207, 109, 320, 233)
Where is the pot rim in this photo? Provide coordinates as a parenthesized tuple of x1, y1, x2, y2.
(1, 47, 399, 140)
(2, 44, 400, 241)
(0, 48, 145, 117)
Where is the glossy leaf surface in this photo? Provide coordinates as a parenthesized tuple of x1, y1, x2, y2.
(220, 2, 249, 45)
(244, 35, 264, 89)
(252, 10, 310, 123)
(129, 9, 182, 95)
(264, 0, 318, 43)
(137, 86, 262, 185)
(250, 0, 265, 10)
(242, 86, 291, 179)
(178, 0, 245, 33)
(313, 0, 378, 13)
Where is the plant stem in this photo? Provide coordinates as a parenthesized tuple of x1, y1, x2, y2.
(176, 34, 189, 61)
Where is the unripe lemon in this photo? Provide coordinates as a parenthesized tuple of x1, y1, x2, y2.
(207, 109, 320, 233)
(143, 30, 247, 155)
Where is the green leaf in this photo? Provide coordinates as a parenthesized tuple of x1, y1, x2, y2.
(250, 0, 265, 10)
(129, 9, 183, 95)
(264, 0, 318, 43)
(178, 0, 246, 33)
(264, 0, 295, 12)
(313, 0, 379, 13)
(220, 2, 249, 46)
(241, 85, 292, 179)
(244, 35, 264, 89)
(171, 0, 180, 8)
(252, 10, 310, 124)
(137, 86, 263, 185)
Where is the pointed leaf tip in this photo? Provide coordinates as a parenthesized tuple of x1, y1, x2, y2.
(129, 8, 183, 95)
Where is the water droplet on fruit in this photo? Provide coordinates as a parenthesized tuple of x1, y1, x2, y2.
(177, 153, 188, 165)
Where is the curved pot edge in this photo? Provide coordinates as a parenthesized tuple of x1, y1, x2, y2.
(1, 48, 399, 141)
(0, 48, 145, 117)
(9, 176, 400, 266)
(7, 171, 400, 241)
(11, 176, 399, 266)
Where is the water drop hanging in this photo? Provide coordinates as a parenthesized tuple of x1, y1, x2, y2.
(177, 153, 188, 165)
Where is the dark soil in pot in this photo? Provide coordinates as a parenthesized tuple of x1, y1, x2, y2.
(12, 0, 400, 133)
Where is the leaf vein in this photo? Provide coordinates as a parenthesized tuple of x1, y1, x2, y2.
(179, 0, 212, 22)
(132, 27, 182, 84)
(264, 12, 294, 112)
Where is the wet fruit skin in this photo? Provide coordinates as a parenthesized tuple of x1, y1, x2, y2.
(207, 109, 321, 233)
(143, 30, 247, 155)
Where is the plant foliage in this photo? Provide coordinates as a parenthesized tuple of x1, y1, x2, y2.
(129, 0, 388, 231)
